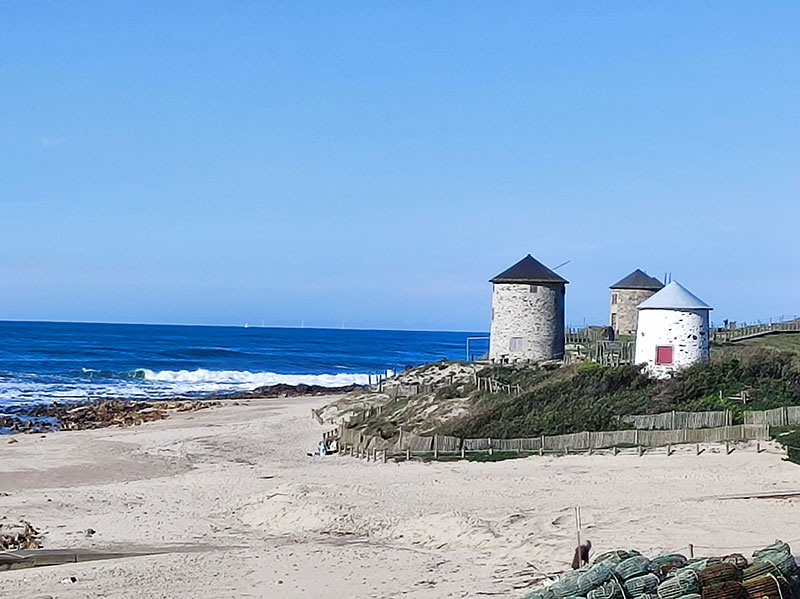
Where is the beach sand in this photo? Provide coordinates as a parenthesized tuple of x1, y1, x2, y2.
(1, 396, 799, 598)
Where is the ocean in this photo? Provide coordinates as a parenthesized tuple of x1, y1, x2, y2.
(0, 321, 489, 407)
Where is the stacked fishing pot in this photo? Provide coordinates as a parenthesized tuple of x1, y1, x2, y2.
(523, 541, 798, 599)
(742, 541, 800, 599)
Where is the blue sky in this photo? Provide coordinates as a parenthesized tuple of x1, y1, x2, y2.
(1, 2, 798, 330)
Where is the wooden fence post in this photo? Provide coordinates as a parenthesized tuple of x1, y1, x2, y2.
(613, 446, 618, 456)
(434, 434, 439, 459)
(696, 443, 700, 456)
(667, 443, 671, 457)
(406, 448, 411, 461)
(488, 437, 493, 455)
(638, 445, 643, 457)
(461, 444, 466, 459)
(689, 544, 694, 558)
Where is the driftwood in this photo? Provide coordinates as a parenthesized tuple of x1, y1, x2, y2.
(0, 520, 41, 550)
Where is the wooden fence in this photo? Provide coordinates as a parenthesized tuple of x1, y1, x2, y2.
(711, 319, 800, 343)
(475, 377, 523, 396)
(744, 407, 800, 427)
(621, 410, 731, 430)
(333, 423, 769, 460)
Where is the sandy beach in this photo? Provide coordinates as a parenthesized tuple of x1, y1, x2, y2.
(2, 395, 800, 598)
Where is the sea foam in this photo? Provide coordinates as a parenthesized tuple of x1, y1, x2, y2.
(136, 368, 373, 388)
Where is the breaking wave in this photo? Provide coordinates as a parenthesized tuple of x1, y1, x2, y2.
(135, 368, 374, 388)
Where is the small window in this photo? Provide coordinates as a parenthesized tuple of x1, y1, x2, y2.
(530, 285, 538, 293)
(656, 346, 673, 365)
(610, 313, 617, 328)
(491, 308, 494, 321)
(510, 337, 524, 352)
(611, 293, 618, 305)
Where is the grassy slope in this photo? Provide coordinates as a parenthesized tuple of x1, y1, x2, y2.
(345, 336, 800, 443)
(730, 333, 800, 356)
(441, 345, 800, 439)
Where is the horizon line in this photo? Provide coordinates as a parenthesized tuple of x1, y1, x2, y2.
(0, 317, 493, 335)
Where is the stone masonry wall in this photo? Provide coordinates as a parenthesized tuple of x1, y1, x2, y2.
(610, 288, 659, 336)
(634, 308, 710, 378)
(489, 283, 565, 363)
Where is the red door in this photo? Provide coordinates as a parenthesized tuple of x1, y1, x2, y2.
(656, 346, 673, 365)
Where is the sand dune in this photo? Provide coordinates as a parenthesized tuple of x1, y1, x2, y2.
(1, 396, 799, 598)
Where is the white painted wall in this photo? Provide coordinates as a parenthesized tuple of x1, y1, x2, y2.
(489, 283, 565, 363)
(634, 308, 710, 378)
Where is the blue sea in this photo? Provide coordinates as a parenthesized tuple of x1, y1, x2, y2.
(0, 321, 489, 407)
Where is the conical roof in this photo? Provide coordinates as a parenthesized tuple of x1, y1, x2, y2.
(490, 254, 568, 284)
(610, 269, 664, 291)
(637, 281, 712, 310)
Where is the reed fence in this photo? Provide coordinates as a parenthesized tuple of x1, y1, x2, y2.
(621, 410, 731, 430)
(744, 407, 800, 427)
(332, 423, 769, 462)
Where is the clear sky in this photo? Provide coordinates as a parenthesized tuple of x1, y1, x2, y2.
(2, 2, 799, 331)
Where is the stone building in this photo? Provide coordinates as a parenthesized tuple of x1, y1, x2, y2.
(489, 254, 568, 363)
(609, 269, 664, 336)
(633, 281, 712, 378)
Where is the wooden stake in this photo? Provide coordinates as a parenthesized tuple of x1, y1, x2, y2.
(461, 445, 465, 459)
(689, 543, 694, 558)
(667, 443, 671, 457)
(696, 443, 700, 455)
(638, 445, 643, 457)
(613, 446, 618, 456)
(406, 448, 411, 461)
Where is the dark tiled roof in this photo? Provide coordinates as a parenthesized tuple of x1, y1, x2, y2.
(610, 269, 664, 290)
(490, 254, 568, 284)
